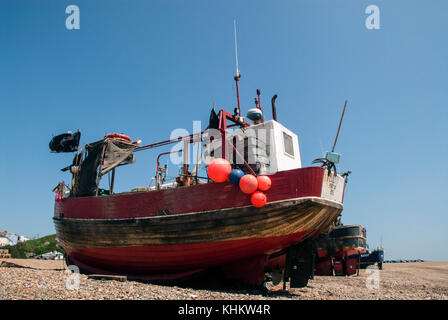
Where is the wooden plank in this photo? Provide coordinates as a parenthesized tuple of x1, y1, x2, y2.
(88, 274, 127, 282)
(54, 197, 342, 250)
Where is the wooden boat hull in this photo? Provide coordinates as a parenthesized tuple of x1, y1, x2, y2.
(54, 167, 345, 284)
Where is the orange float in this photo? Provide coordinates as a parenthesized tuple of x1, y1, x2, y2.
(256, 175, 272, 191)
(207, 158, 232, 183)
(251, 191, 267, 208)
(239, 174, 258, 194)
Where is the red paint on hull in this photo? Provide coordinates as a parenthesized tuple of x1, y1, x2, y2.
(66, 230, 312, 280)
(55, 167, 325, 219)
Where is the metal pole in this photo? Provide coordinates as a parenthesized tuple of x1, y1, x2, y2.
(110, 168, 115, 194)
(332, 100, 348, 152)
(233, 20, 242, 118)
(235, 74, 242, 118)
(95, 142, 107, 196)
(224, 136, 256, 176)
(183, 138, 189, 178)
(271, 95, 278, 121)
(155, 150, 182, 189)
(257, 89, 263, 122)
(219, 110, 228, 160)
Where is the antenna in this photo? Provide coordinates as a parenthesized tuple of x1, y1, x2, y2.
(234, 19, 240, 77)
(233, 19, 242, 118)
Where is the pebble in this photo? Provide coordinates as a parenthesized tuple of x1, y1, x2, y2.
(1, 259, 447, 300)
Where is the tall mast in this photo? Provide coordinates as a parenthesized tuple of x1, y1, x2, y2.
(233, 19, 242, 118)
(332, 100, 348, 152)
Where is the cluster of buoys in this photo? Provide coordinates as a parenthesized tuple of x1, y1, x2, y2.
(207, 158, 272, 208)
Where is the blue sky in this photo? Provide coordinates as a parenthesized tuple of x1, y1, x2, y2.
(0, 0, 447, 260)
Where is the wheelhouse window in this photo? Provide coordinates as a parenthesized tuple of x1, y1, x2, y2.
(283, 132, 294, 157)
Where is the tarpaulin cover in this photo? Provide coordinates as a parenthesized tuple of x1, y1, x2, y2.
(74, 139, 136, 197)
(101, 139, 136, 175)
(75, 140, 104, 197)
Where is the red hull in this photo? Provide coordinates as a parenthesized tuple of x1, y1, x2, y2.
(55, 167, 345, 285)
(67, 231, 310, 281)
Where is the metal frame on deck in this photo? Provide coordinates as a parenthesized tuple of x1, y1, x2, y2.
(87, 110, 254, 196)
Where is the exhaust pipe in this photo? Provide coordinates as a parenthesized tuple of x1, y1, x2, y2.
(271, 94, 278, 121)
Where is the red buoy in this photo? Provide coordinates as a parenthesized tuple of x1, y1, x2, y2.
(207, 158, 232, 183)
(239, 174, 258, 194)
(257, 175, 272, 191)
(251, 191, 267, 208)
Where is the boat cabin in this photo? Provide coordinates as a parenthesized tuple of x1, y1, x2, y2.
(202, 119, 301, 175)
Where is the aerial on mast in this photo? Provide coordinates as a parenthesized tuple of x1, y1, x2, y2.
(233, 19, 242, 119)
(234, 19, 240, 77)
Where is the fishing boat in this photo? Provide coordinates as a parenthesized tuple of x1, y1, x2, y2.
(314, 224, 384, 275)
(314, 224, 365, 276)
(316, 224, 368, 257)
(50, 29, 349, 289)
(360, 248, 384, 270)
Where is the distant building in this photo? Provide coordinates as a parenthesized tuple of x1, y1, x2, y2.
(0, 230, 30, 247)
(17, 235, 30, 243)
(0, 237, 13, 247)
(35, 251, 64, 260)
